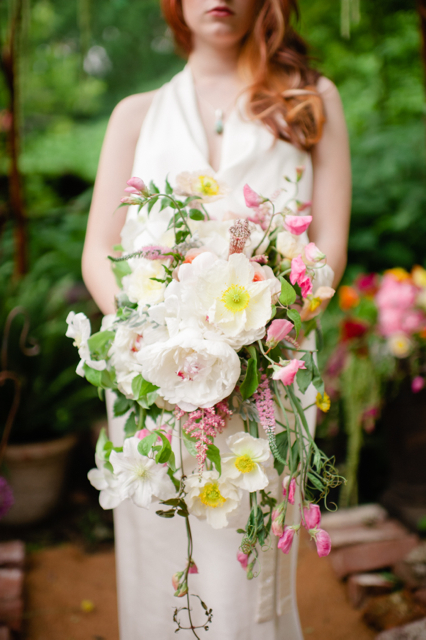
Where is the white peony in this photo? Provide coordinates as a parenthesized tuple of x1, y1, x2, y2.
(187, 219, 268, 260)
(222, 432, 271, 492)
(109, 437, 175, 508)
(276, 230, 308, 260)
(136, 328, 241, 411)
(120, 207, 174, 253)
(66, 311, 107, 377)
(122, 258, 167, 308)
(88, 457, 124, 510)
(185, 470, 242, 529)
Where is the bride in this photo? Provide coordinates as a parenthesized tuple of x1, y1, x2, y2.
(82, 0, 351, 638)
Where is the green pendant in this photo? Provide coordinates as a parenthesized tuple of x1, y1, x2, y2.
(214, 109, 224, 135)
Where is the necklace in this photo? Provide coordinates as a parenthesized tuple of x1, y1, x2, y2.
(194, 87, 238, 136)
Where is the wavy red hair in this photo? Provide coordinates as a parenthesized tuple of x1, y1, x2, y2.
(161, 0, 324, 150)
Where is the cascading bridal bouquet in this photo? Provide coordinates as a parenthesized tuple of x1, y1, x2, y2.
(66, 168, 343, 637)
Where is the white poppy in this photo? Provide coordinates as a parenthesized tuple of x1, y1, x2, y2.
(222, 432, 271, 492)
(174, 171, 229, 203)
(185, 470, 241, 529)
(109, 437, 175, 509)
(88, 457, 124, 510)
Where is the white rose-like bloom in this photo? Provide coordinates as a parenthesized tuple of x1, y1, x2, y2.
(185, 470, 242, 529)
(88, 457, 124, 510)
(222, 432, 271, 492)
(65, 311, 107, 377)
(276, 230, 308, 260)
(174, 171, 229, 203)
(109, 437, 175, 509)
(122, 258, 167, 308)
(120, 205, 174, 253)
(136, 328, 240, 411)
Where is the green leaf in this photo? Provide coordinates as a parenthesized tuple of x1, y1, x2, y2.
(189, 208, 205, 220)
(156, 509, 175, 518)
(95, 427, 109, 461)
(160, 197, 170, 212)
(165, 177, 173, 195)
(289, 442, 300, 474)
(273, 430, 289, 475)
(312, 373, 324, 396)
(137, 433, 157, 456)
(246, 345, 257, 362)
(296, 367, 312, 394)
(149, 180, 159, 194)
(302, 318, 317, 337)
(136, 391, 158, 409)
(147, 195, 159, 213)
(101, 368, 115, 389)
(124, 412, 138, 437)
(182, 431, 198, 457)
(308, 472, 324, 492)
(83, 363, 103, 387)
(88, 331, 115, 360)
(279, 277, 297, 306)
(154, 430, 173, 464)
(315, 325, 324, 352)
(287, 308, 301, 338)
(111, 260, 131, 288)
(113, 392, 133, 417)
(240, 358, 259, 400)
(206, 444, 221, 475)
(131, 374, 159, 400)
(103, 461, 114, 473)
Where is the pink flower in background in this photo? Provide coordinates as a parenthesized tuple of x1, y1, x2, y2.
(401, 310, 425, 334)
(272, 359, 306, 386)
(266, 319, 294, 347)
(243, 184, 263, 209)
(303, 503, 321, 530)
(290, 255, 306, 284)
(278, 526, 296, 554)
(376, 275, 416, 311)
(378, 308, 404, 337)
(356, 273, 378, 296)
(304, 242, 325, 264)
(312, 528, 332, 557)
(283, 477, 296, 505)
(237, 551, 249, 569)
(412, 377, 425, 393)
(284, 215, 312, 236)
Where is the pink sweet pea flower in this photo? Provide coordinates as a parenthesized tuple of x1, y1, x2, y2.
(290, 255, 306, 285)
(127, 176, 146, 192)
(304, 242, 326, 264)
(297, 200, 312, 212)
(284, 215, 312, 236)
(271, 509, 284, 537)
(237, 551, 249, 569)
(188, 561, 198, 574)
(136, 429, 150, 440)
(266, 319, 294, 347)
(283, 477, 296, 505)
(412, 376, 425, 393)
(272, 359, 306, 386)
(243, 184, 263, 209)
(278, 526, 296, 554)
(303, 503, 321, 530)
(299, 273, 313, 298)
(313, 528, 332, 557)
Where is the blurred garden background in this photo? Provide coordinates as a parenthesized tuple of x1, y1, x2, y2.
(1, 0, 426, 517)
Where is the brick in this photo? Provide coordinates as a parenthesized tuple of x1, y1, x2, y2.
(0, 597, 23, 631)
(0, 627, 10, 640)
(328, 520, 409, 549)
(363, 591, 426, 632)
(0, 542, 24, 568)
(0, 569, 23, 600)
(321, 504, 388, 530)
(347, 573, 395, 609)
(376, 616, 426, 639)
(330, 535, 419, 579)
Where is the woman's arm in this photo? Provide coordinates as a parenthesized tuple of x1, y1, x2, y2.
(309, 77, 352, 289)
(82, 91, 156, 315)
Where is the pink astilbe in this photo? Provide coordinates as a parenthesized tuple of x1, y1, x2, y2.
(175, 402, 232, 471)
(253, 375, 275, 435)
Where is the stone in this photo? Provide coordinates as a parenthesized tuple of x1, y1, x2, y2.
(321, 504, 388, 530)
(376, 616, 426, 639)
(347, 573, 395, 608)
(328, 520, 409, 549)
(330, 535, 419, 579)
(0, 542, 24, 568)
(0, 597, 23, 631)
(363, 591, 426, 632)
(0, 569, 23, 600)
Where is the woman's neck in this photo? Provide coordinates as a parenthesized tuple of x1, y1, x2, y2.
(188, 39, 242, 87)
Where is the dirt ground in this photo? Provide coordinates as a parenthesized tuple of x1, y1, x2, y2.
(22, 529, 375, 640)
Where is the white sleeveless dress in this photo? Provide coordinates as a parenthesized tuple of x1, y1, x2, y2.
(107, 65, 317, 640)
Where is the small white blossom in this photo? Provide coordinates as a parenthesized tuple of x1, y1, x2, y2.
(65, 311, 106, 377)
(222, 432, 271, 492)
(87, 457, 123, 510)
(185, 470, 241, 529)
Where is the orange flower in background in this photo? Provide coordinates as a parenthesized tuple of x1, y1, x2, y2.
(385, 267, 410, 282)
(412, 266, 426, 288)
(338, 285, 359, 311)
(419, 327, 426, 339)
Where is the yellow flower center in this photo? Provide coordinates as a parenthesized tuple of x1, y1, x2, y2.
(316, 392, 331, 413)
(235, 454, 255, 474)
(221, 284, 250, 313)
(196, 176, 220, 197)
(308, 297, 322, 312)
(199, 482, 226, 508)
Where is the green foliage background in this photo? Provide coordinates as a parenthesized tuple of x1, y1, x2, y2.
(0, 0, 425, 441)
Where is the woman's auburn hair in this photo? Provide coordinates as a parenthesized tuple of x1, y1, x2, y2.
(161, 0, 325, 151)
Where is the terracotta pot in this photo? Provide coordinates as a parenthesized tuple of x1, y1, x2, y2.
(2, 434, 77, 526)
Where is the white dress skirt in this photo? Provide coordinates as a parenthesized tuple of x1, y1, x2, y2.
(107, 64, 318, 640)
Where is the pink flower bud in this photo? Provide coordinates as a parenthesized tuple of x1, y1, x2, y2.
(313, 528, 331, 557)
(290, 255, 306, 285)
(120, 197, 135, 204)
(303, 503, 321, 530)
(299, 273, 313, 298)
(284, 215, 312, 236)
(127, 176, 146, 192)
(271, 510, 284, 537)
(243, 184, 263, 209)
(297, 200, 311, 212)
(304, 242, 326, 264)
(237, 551, 249, 569)
(277, 526, 295, 554)
(176, 581, 188, 597)
(172, 571, 183, 591)
(188, 561, 198, 574)
(412, 376, 424, 393)
(124, 186, 139, 193)
(266, 319, 294, 347)
(272, 359, 306, 386)
(283, 477, 296, 505)
(296, 166, 305, 181)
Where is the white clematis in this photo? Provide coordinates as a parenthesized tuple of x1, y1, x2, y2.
(137, 328, 240, 411)
(109, 437, 175, 509)
(185, 470, 242, 529)
(122, 258, 167, 308)
(87, 457, 124, 510)
(65, 311, 107, 377)
(222, 432, 271, 492)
